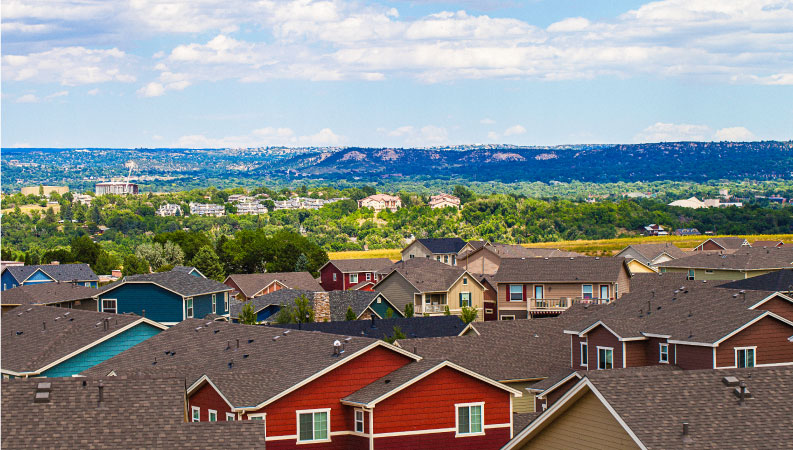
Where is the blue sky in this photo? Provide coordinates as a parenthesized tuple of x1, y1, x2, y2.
(2, 0, 792, 148)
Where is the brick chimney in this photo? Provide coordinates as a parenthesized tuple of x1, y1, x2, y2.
(111, 269, 122, 278)
(50, 261, 60, 265)
(313, 292, 330, 322)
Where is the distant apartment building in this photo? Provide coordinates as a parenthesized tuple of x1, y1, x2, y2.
(72, 194, 93, 206)
(227, 194, 255, 203)
(188, 202, 225, 217)
(95, 181, 139, 195)
(235, 201, 268, 215)
(429, 193, 461, 209)
(20, 186, 69, 197)
(272, 197, 346, 210)
(156, 203, 182, 217)
(358, 194, 402, 212)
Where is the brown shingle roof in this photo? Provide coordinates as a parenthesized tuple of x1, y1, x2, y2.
(377, 258, 474, 293)
(656, 247, 793, 270)
(2, 306, 160, 374)
(325, 258, 394, 273)
(226, 272, 323, 298)
(1, 376, 267, 449)
(493, 257, 627, 283)
(702, 236, 750, 250)
(619, 243, 687, 261)
(460, 244, 581, 260)
(1, 282, 98, 307)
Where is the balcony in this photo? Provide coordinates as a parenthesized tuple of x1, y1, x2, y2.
(528, 297, 609, 315)
(419, 304, 447, 314)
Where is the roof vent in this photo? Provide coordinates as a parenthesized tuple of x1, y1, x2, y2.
(734, 381, 752, 403)
(595, 257, 600, 260)
(333, 340, 344, 356)
(194, 326, 202, 332)
(344, 337, 352, 342)
(272, 335, 281, 341)
(722, 376, 740, 387)
(63, 312, 70, 316)
(214, 329, 219, 334)
(283, 330, 290, 335)
(248, 339, 254, 343)
(243, 354, 249, 359)
(384, 379, 391, 384)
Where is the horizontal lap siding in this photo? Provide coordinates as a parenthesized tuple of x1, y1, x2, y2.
(539, 377, 580, 411)
(189, 382, 233, 421)
(376, 274, 417, 313)
(266, 434, 368, 450)
(375, 429, 510, 450)
(716, 316, 793, 367)
(320, 265, 344, 291)
(757, 297, 793, 322)
(572, 335, 585, 370)
(99, 284, 182, 323)
(586, 326, 622, 369)
(251, 346, 413, 439)
(373, 367, 511, 435)
(624, 341, 649, 367)
(675, 344, 713, 370)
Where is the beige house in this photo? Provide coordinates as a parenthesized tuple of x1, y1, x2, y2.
(460, 243, 582, 276)
(615, 243, 687, 267)
(657, 246, 793, 281)
(357, 194, 402, 212)
(428, 193, 461, 209)
(400, 237, 468, 265)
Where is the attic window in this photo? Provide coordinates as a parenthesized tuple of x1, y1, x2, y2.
(463, 277, 468, 285)
(659, 343, 669, 363)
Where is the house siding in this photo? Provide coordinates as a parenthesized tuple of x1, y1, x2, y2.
(624, 341, 649, 367)
(1, 271, 20, 290)
(369, 295, 401, 318)
(189, 382, 234, 421)
(522, 391, 639, 450)
(375, 430, 511, 450)
(462, 250, 501, 275)
(674, 344, 713, 370)
(507, 380, 536, 413)
(192, 291, 228, 319)
(375, 273, 418, 313)
(586, 326, 623, 370)
(755, 296, 793, 322)
(497, 284, 527, 320)
(536, 376, 580, 412)
(715, 316, 793, 368)
(571, 335, 586, 370)
(446, 275, 485, 320)
(41, 322, 162, 377)
(98, 283, 183, 323)
(320, 264, 344, 291)
(401, 241, 432, 261)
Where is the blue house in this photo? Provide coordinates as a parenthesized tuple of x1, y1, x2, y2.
(1, 263, 99, 291)
(1, 305, 167, 378)
(172, 265, 206, 278)
(95, 271, 232, 325)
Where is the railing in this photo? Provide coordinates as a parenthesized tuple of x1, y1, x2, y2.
(420, 304, 447, 314)
(529, 297, 609, 312)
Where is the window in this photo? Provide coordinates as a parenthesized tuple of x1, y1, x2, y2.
(102, 299, 117, 314)
(437, 256, 441, 262)
(460, 292, 471, 308)
(208, 409, 217, 422)
(191, 406, 200, 422)
(186, 297, 193, 318)
(509, 285, 524, 302)
(485, 308, 493, 313)
(456, 403, 484, 436)
(212, 294, 217, 314)
(224, 293, 229, 313)
(409, 254, 414, 259)
(463, 277, 468, 285)
(736, 347, 756, 368)
(580, 342, 588, 366)
(226, 413, 236, 421)
(333, 273, 337, 281)
(355, 410, 365, 433)
(582, 285, 593, 300)
(297, 409, 329, 442)
(249, 414, 265, 421)
(597, 347, 613, 369)
(534, 285, 544, 300)
(599, 285, 609, 300)
(659, 343, 669, 363)
(614, 283, 619, 299)
(444, 255, 449, 263)
(501, 315, 515, 320)
(350, 273, 359, 284)
(687, 269, 695, 280)
(452, 255, 456, 265)
(705, 270, 714, 274)
(366, 273, 371, 281)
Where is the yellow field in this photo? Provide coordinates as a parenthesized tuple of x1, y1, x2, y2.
(1, 204, 61, 215)
(327, 234, 793, 259)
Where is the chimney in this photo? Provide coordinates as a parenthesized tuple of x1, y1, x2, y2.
(51, 261, 60, 265)
(98, 381, 104, 405)
(142, 309, 146, 318)
(682, 422, 692, 443)
(313, 292, 330, 323)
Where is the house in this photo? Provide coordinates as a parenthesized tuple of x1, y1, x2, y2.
(504, 366, 793, 449)
(668, 196, 707, 209)
(480, 275, 499, 321)
(673, 227, 701, 236)
(156, 203, 182, 216)
(752, 239, 785, 248)
(718, 268, 793, 293)
(319, 258, 394, 291)
(1, 282, 98, 313)
(615, 243, 687, 267)
(642, 224, 668, 236)
(189, 202, 225, 217)
(235, 201, 268, 215)
(693, 236, 750, 252)
(95, 271, 232, 325)
(357, 193, 402, 212)
(20, 185, 69, 197)
(375, 258, 487, 319)
(1, 263, 99, 291)
(1, 377, 267, 449)
(272, 315, 467, 340)
(84, 319, 522, 449)
(72, 193, 93, 206)
(172, 265, 206, 278)
(224, 272, 323, 301)
(1, 306, 166, 378)
(401, 237, 468, 265)
(429, 193, 461, 209)
(656, 246, 793, 281)
(459, 243, 582, 276)
(230, 289, 319, 323)
(95, 181, 138, 195)
(492, 257, 632, 320)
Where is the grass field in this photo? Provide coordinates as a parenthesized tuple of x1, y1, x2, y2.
(1, 204, 61, 215)
(327, 234, 793, 260)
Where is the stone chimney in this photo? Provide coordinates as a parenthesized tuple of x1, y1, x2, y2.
(313, 292, 330, 322)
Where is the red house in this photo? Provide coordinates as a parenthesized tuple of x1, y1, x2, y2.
(319, 259, 394, 291)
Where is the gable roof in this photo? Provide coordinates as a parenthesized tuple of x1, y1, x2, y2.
(326, 290, 400, 320)
(1, 282, 98, 307)
(460, 243, 582, 260)
(376, 258, 483, 293)
(507, 366, 793, 450)
(656, 247, 793, 271)
(271, 315, 467, 339)
(171, 265, 206, 278)
(83, 319, 419, 408)
(2, 306, 166, 375)
(2, 263, 99, 283)
(718, 269, 793, 291)
(99, 270, 232, 297)
(617, 243, 687, 262)
(225, 272, 323, 298)
(751, 240, 785, 248)
(494, 256, 628, 283)
(696, 237, 750, 250)
(228, 289, 316, 318)
(322, 258, 394, 273)
(1, 376, 267, 449)
(410, 237, 468, 254)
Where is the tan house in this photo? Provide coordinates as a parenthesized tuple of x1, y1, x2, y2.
(693, 237, 750, 252)
(428, 193, 461, 209)
(615, 243, 687, 267)
(492, 257, 631, 320)
(400, 237, 468, 265)
(357, 194, 402, 212)
(656, 247, 793, 281)
(460, 243, 582, 276)
(374, 258, 486, 319)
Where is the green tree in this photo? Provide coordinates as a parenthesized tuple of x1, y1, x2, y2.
(383, 325, 406, 344)
(404, 303, 414, 318)
(385, 307, 394, 318)
(460, 306, 478, 324)
(94, 251, 121, 275)
(122, 254, 150, 276)
(294, 295, 315, 323)
(189, 245, 225, 281)
(70, 235, 101, 266)
(444, 305, 451, 315)
(345, 306, 357, 321)
(294, 253, 310, 272)
(274, 303, 296, 324)
(239, 302, 258, 325)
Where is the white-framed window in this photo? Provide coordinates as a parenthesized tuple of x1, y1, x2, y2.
(509, 284, 523, 302)
(366, 273, 372, 281)
(212, 294, 217, 314)
(350, 273, 359, 284)
(208, 409, 217, 422)
(226, 413, 236, 421)
(437, 255, 441, 262)
(456, 403, 484, 436)
(736, 347, 756, 368)
(705, 269, 714, 274)
(597, 347, 613, 370)
(614, 283, 619, 299)
(354, 409, 365, 433)
(501, 315, 515, 320)
(460, 292, 471, 308)
(687, 269, 695, 280)
(333, 273, 337, 281)
(534, 285, 544, 300)
(102, 299, 117, 314)
(224, 293, 229, 313)
(249, 413, 266, 421)
(580, 342, 588, 367)
(191, 406, 200, 422)
(297, 409, 330, 442)
(485, 308, 493, 313)
(452, 255, 456, 265)
(463, 276, 468, 285)
(185, 297, 194, 318)
(659, 343, 669, 363)
(582, 285, 593, 300)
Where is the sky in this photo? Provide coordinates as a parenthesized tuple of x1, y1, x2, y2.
(2, 0, 792, 148)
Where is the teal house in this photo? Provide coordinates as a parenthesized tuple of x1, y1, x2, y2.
(1, 263, 99, 291)
(96, 270, 232, 325)
(1, 305, 167, 378)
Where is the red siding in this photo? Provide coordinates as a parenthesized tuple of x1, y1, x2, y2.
(642, 337, 674, 367)
(716, 316, 793, 368)
(756, 296, 793, 322)
(374, 429, 510, 450)
(266, 434, 368, 450)
(372, 366, 511, 438)
(320, 264, 344, 291)
(675, 344, 713, 370)
(571, 335, 586, 370)
(189, 382, 233, 421)
(585, 325, 622, 369)
(537, 376, 580, 412)
(624, 340, 649, 367)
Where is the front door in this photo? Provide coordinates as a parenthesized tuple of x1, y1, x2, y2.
(600, 285, 609, 301)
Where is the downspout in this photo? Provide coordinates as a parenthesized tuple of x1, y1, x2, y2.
(369, 407, 375, 450)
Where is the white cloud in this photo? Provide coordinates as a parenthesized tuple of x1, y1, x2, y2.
(634, 122, 712, 142)
(137, 82, 165, 97)
(480, 118, 495, 125)
(713, 126, 756, 141)
(16, 94, 39, 103)
(46, 90, 69, 98)
(547, 17, 590, 32)
(174, 126, 343, 148)
(87, 88, 100, 95)
(379, 124, 448, 146)
(503, 124, 526, 136)
(2, 46, 135, 85)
